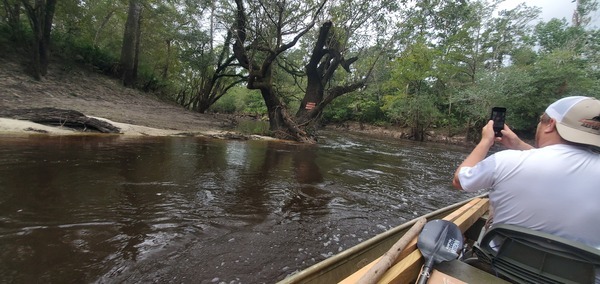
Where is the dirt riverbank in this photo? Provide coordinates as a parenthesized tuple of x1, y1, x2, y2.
(0, 55, 254, 138)
(0, 55, 467, 144)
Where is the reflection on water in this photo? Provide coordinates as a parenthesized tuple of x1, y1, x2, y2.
(0, 132, 476, 283)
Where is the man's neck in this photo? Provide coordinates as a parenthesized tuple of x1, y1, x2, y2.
(537, 133, 568, 148)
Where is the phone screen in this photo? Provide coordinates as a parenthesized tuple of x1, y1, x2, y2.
(490, 107, 506, 137)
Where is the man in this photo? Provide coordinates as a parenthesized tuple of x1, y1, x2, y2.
(452, 96, 600, 249)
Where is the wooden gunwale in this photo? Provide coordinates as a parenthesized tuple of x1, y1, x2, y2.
(278, 194, 489, 284)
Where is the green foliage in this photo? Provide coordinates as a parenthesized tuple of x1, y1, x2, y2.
(321, 90, 386, 124)
(0, 21, 21, 47)
(381, 93, 406, 124)
(211, 91, 237, 114)
(236, 120, 270, 136)
(1, 0, 599, 142)
(382, 93, 439, 125)
(322, 94, 355, 123)
(535, 19, 588, 54)
(511, 47, 537, 67)
(238, 90, 267, 115)
(454, 67, 538, 132)
(210, 86, 267, 115)
(379, 39, 443, 139)
(353, 99, 385, 123)
(52, 31, 119, 74)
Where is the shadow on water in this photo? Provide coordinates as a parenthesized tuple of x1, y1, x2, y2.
(0, 132, 477, 283)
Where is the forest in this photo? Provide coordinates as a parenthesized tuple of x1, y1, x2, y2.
(1, 0, 599, 143)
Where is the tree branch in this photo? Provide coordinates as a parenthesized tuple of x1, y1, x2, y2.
(322, 81, 366, 106)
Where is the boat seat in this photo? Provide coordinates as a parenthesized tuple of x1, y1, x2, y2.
(474, 224, 600, 284)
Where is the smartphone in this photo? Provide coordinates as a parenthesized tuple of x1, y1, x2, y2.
(490, 107, 506, 137)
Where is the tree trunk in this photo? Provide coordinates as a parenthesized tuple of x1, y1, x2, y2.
(120, 0, 142, 87)
(132, 9, 142, 81)
(295, 21, 364, 136)
(162, 39, 171, 80)
(39, 0, 55, 76)
(93, 9, 115, 45)
(21, 0, 56, 80)
(262, 87, 315, 143)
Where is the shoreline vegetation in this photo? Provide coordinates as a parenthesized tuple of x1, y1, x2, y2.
(2, 1, 597, 147)
(0, 55, 467, 145)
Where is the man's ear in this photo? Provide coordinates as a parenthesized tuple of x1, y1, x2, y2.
(545, 118, 558, 133)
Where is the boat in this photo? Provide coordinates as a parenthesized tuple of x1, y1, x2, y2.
(278, 194, 600, 284)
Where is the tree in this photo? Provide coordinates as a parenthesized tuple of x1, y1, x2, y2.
(534, 18, 583, 53)
(443, 1, 540, 137)
(382, 40, 441, 141)
(2, 0, 22, 42)
(175, 35, 245, 113)
(173, 1, 245, 113)
(21, 0, 57, 80)
(119, 0, 142, 87)
(572, 0, 599, 27)
(231, 0, 385, 143)
(387, 0, 495, 138)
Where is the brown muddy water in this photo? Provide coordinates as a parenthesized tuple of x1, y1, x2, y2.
(0, 131, 480, 283)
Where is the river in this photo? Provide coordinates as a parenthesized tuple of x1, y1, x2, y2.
(0, 131, 479, 283)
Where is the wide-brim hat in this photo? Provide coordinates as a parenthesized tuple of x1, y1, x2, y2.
(545, 96, 600, 148)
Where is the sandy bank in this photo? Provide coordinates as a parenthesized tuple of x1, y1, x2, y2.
(0, 117, 273, 140)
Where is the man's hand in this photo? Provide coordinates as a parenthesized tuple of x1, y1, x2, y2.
(480, 120, 496, 148)
(497, 124, 534, 150)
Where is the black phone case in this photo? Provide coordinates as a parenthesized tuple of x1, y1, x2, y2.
(491, 107, 506, 137)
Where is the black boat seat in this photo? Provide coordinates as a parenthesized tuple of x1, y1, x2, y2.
(474, 224, 600, 284)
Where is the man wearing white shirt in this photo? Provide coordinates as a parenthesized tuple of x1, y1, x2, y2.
(453, 96, 600, 250)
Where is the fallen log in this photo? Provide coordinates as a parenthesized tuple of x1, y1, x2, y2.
(0, 107, 121, 133)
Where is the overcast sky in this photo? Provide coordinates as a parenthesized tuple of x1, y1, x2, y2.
(498, 0, 600, 28)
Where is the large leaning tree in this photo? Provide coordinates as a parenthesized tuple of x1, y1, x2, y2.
(231, 0, 386, 143)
